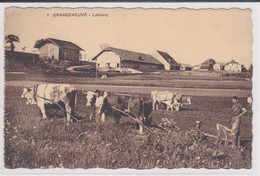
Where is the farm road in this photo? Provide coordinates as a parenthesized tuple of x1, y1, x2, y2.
(5, 80, 251, 97)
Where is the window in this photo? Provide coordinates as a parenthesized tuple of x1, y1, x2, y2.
(117, 63, 120, 68)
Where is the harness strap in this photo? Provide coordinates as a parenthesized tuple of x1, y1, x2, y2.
(33, 85, 38, 103)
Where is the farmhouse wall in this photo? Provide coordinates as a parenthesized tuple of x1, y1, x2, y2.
(213, 63, 225, 71)
(121, 60, 163, 70)
(180, 66, 192, 71)
(38, 43, 59, 61)
(59, 48, 80, 61)
(152, 51, 170, 70)
(96, 51, 121, 68)
(224, 63, 242, 72)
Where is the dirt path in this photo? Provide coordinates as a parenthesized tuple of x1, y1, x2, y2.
(5, 80, 251, 97)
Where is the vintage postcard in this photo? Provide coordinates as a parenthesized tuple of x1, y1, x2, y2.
(1, 3, 259, 175)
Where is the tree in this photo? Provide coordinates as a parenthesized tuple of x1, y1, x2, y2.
(248, 64, 253, 74)
(34, 39, 45, 47)
(99, 43, 110, 50)
(5, 34, 20, 52)
(203, 58, 216, 70)
(241, 64, 247, 72)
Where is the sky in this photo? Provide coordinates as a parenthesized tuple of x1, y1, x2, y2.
(4, 7, 252, 68)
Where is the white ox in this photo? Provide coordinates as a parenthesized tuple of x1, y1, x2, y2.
(21, 84, 77, 121)
(151, 91, 192, 111)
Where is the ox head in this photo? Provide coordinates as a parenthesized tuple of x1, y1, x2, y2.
(172, 95, 182, 111)
(84, 90, 107, 107)
(21, 86, 37, 105)
(84, 90, 97, 107)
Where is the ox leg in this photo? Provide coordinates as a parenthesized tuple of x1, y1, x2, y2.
(100, 113, 105, 123)
(171, 104, 175, 111)
(139, 118, 144, 134)
(114, 113, 121, 125)
(138, 116, 145, 134)
(152, 101, 156, 110)
(139, 125, 143, 134)
(38, 102, 47, 119)
(156, 103, 159, 110)
(64, 102, 72, 122)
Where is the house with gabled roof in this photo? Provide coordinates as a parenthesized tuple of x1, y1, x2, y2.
(34, 38, 84, 62)
(92, 47, 164, 73)
(213, 62, 226, 71)
(152, 50, 180, 70)
(180, 64, 192, 71)
(224, 59, 242, 72)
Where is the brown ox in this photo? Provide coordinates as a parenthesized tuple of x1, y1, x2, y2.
(83, 90, 152, 133)
(21, 84, 77, 121)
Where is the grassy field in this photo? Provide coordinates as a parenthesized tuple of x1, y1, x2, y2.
(4, 86, 252, 169)
(5, 72, 252, 90)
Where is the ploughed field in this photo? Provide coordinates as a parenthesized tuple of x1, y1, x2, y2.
(4, 86, 252, 169)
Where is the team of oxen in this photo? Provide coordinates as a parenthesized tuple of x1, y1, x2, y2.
(21, 83, 192, 133)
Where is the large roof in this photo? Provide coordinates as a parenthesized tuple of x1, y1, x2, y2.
(156, 50, 180, 67)
(228, 59, 239, 64)
(200, 63, 211, 69)
(215, 62, 227, 66)
(180, 63, 192, 68)
(92, 47, 163, 65)
(34, 38, 84, 51)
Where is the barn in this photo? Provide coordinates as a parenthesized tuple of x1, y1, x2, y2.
(224, 60, 242, 72)
(152, 50, 180, 71)
(213, 62, 226, 71)
(92, 47, 164, 73)
(199, 63, 211, 71)
(34, 38, 84, 62)
(180, 64, 192, 71)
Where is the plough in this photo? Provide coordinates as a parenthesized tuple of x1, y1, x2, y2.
(195, 121, 249, 146)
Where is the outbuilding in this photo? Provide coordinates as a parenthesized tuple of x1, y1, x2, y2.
(34, 38, 84, 62)
(224, 60, 242, 72)
(152, 50, 180, 71)
(92, 47, 164, 73)
(180, 64, 192, 71)
(213, 62, 226, 71)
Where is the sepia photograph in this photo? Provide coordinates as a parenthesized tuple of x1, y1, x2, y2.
(2, 4, 257, 174)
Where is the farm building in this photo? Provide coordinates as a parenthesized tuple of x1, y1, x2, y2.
(199, 63, 211, 71)
(192, 64, 201, 71)
(224, 60, 242, 72)
(180, 64, 192, 71)
(152, 50, 180, 70)
(34, 38, 84, 62)
(213, 62, 226, 71)
(92, 47, 164, 73)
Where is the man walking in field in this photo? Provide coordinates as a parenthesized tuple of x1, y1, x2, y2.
(230, 96, 247, 147)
